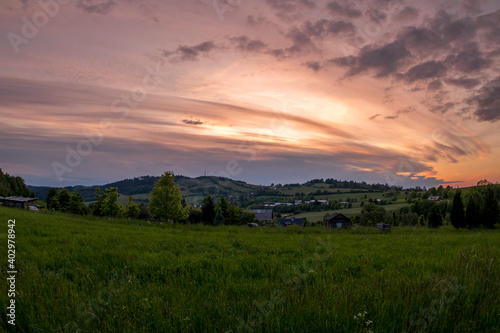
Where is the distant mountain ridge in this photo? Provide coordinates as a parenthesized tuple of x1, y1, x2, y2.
(29, 175, 260, 202)
(29, 175, 395, 206)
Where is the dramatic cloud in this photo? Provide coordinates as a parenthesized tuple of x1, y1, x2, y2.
(229, 36, 268, 53)
(326, 1, 362, 18)
(333, 41, 411, 77)
(427, 80, 443, 91)
(385, 106, 415, 120)
(474, 77, 500, 122)
(162, 41, 220, 62)
(404, 61, 447, 83)
(302, 19, 356, 37)
(76, 0, 116, 15)
(446, 43, 492, 73)
(303, 61, 321, 72)
(430, 102, 454, 114)
(1, 0, 499, 187)
(182, 119, 204, 126)
(395, 6, 420, 21)
(446, 77, 481, 89)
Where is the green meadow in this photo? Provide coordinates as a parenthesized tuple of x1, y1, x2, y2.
(1, 206, 499, 332)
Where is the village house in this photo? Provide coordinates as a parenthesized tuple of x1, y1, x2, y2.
(325, 213, 351, 229)
(428, 196, 442, 202)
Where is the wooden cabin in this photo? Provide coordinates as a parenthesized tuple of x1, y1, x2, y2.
(1, 196, 38, 209)
(325, 213, 351, 229)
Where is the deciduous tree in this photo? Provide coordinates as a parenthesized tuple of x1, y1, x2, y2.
(148, 172, 188, 222)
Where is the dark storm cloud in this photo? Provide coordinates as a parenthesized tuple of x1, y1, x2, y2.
(395, 6, 420, 21)
(182, 119, 204, 126)
(474, 77, 500, 122)
(384, 106, 414, 120)
(397, 27, 444, 56)
(445, 43, 492, 73)
(303, 61, 321, 72)
(476, 9, 500, 43)
(430, 102, 454, 114)
(332, 41, 411, 77)
(161, 41, 220, 62)
(326, 1, 362, 18)
(264, 0, 314, 21)
(268, 18, 356, 58)
(446, 77, 481, 89)
(428, 80, 442, 91)
(284, 27, 315, 54)
(76, 0, 116, 15)
(303, 19, 356, 37)
(404, 61, 447, 83)
(229, 36, 268, 53)
(430, 11, 477, 43)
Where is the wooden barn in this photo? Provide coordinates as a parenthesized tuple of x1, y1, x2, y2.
(250, 209, 273, 222)
(1, 196, 38, 209)
(325, 213, 351, 229)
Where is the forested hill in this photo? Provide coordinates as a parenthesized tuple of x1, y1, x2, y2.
(0, 168, 36, 198)
(29, 175, 260, 202)
(30, 175, 162, 202)
(29, 175, 392, 204)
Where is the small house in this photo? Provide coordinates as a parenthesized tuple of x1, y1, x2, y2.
(1, 196, 38, 209)
(428, 196, 442, 202)
(276, 218, 304, 227)
(325, 213, 351, 229)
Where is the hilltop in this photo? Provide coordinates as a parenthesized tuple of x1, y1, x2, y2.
(29, 175, 263, 204)
(29, 176, 393, 207)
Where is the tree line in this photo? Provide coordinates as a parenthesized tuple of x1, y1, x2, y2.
(354, 184, 499, 229)
(44, 172, 256, 225)
(0, 168, 35, 198)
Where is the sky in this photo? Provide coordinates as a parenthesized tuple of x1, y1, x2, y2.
(1, 0, 499, 188)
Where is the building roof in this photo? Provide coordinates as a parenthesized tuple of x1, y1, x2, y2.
(3, 196, 38, 202)
(276, 218, 303, 227)
(326, 213, 351, 222)
(250, 209, 273, 221)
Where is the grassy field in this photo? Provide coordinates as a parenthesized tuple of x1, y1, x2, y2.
(1, 206, 499, 332)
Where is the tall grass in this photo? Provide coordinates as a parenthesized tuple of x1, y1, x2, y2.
(1, 206, 499, 332)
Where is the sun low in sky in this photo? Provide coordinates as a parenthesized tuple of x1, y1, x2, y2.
(1, 0, 499, 187)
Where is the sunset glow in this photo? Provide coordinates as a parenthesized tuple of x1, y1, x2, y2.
(1, 0, 499, 187)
